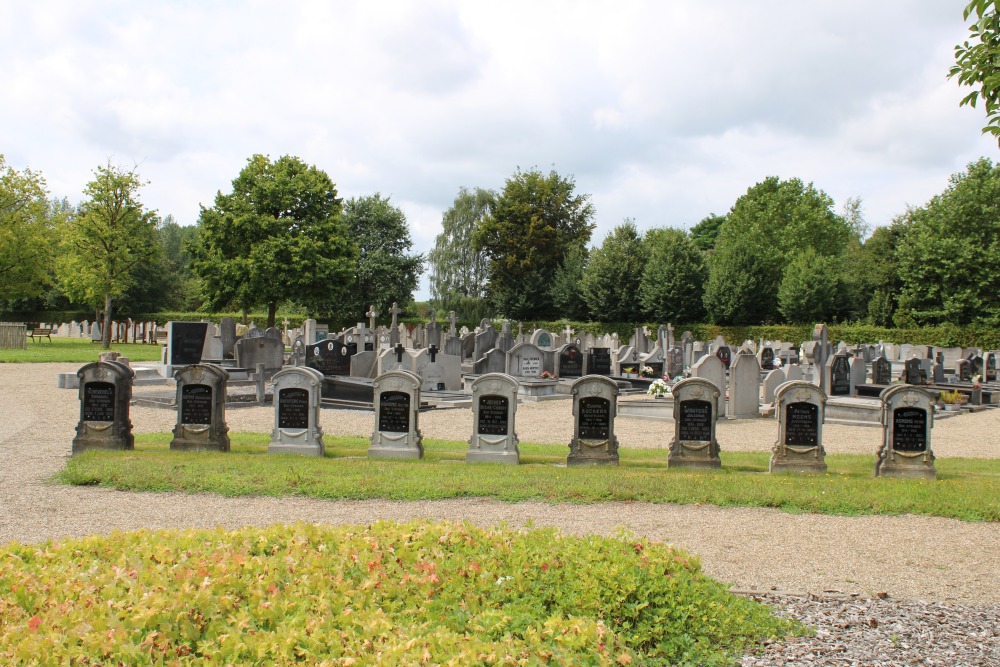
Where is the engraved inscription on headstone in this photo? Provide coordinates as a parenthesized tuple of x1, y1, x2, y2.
(588, 348, 612, 375)
(578, 396, 610, 439)
(760, 347, 775, 371)
(378, 391, 410, 433)
(278, 387, 310, 430)
(892, 407, 927, 452)
(678, 400, 712, 441)
(559, 345, 584, 377)
(170, 322, 209, 365)
(83, 381, 115, 422)
(784, 402, 818, 446)
(180, 384, 213, 425)
(477, 395, 509, 436)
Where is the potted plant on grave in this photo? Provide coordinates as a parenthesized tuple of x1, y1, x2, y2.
(623, 366, 637, 379)
(647, 378, 670, 399)
(939, 389, 966, 411)
(539, 371, 557, 380)
(640, 366, 656, 378)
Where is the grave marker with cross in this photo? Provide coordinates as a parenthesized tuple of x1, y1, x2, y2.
(447, 311, 458, 336)
(366, 305, 379, 331)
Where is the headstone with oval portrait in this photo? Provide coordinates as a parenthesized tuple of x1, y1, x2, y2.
(307, 339, 357, 376)
(875, 385, 935, 479)
(669, 377, 722, 469)
(567, 375, 619, 466)
(269, 366, 325, 456)
(170, 364, 230, 452)
(467, 373, 520, 464)
(556, 344, 584, 378)
(72, 361, 135, 454)
(368, 370, 423, 459)
(770, 381, 827, 474)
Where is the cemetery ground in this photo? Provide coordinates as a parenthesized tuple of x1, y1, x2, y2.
(1, 363, 999, 664)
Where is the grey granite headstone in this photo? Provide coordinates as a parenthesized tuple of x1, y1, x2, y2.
(170, 364, 230, 452)
(568, 375, 620, 466)
(770, 381, 827, 474)
(72, 361, 135, 455)
(467, 373, 520, 464)
(269, 367, 325, 456)
(876, 385, 935, 479)
(669, 377, 721, 469)
(368, 370, 423, 459)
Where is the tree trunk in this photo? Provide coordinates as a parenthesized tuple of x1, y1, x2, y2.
(102, 293, 112, 350)
(267, 302, 277, 329)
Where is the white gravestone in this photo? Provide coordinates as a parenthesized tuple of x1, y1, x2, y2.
(467, 373, 520, 464)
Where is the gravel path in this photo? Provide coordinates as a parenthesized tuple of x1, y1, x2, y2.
(2, 363, 998, 664)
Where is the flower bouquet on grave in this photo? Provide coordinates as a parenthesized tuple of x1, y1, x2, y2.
(540, 371, 557, 380)
(972, 374, 982, 390)
(640, 366, 656, 378)
(647, 378, 670, 398)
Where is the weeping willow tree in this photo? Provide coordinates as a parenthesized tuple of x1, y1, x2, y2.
(428, 187, 496, 322)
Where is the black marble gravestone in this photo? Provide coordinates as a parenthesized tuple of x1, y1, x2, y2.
(578, 396, 610, 439)
(180, 384, 213, 425)
(892, 407, 927, 452)
(784, 402, 818, 446)
(760, 347, 775, 371)
(307, 340, 357, 376)
(477, 395, 509, 436)
(904, 358, 923, 385)
(82, 381, 116, 422)
(559, 345, 584, 377)
(678, 399, 713, 441)
(587, 348, 612, 375)
(830, 355, 851, 395)
(872, 356, 891, 385)
(378, 391, 410, 433)
(170, 322, 209, 366)
(278, 387, 310, 430)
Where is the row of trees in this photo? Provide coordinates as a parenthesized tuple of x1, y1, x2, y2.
(428, 159, 1000, 328)
(0, 154, 424, 346)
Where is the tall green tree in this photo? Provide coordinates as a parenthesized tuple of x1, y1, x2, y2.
(688, 213, 726, 252)
(193, 154, 357, 327)
(0, 156, 61, 301)
(59, 162, 158, 349)
(473, 168, 595, 319)
(857, 222, 906, 326)
(895, 157, 1000, 326)
(951, 0, 1000, 142)
(777, 248, 839, 323)
(703, 176, 850, 325)
(341, 193, 423, 318)
(550, 245, 589, 321)
(428, 187, 495, 316)
(639, 227, 708, 324)
(580, 220, 646, 321)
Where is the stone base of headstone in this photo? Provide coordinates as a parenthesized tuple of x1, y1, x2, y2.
(769, 450, 827, 474)
(567, 437, 619, 466)
(72, 429, 134, 455)
(367, 437, 423, 460)
(466, 445, 520, 465)
(667, 445, 721, 469)
(875, 451, 936, 480)
(170, 431, 230, 452)
(268, 441, 324, 457)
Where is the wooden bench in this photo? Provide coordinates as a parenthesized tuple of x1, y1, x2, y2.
(25, 323, 52, 343)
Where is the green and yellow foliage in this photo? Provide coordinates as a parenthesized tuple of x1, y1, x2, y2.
(0, 521, 795, 665)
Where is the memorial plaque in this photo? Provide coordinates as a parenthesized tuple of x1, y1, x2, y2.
(760, 347, 775, 371)
(716, 346, 731, 369)
(872, 356, 891, 385)
(170, 322, 208, 365)
(538, 332, 552, 348)
(784, 402, 818, 447)
(678, 400, 712, 441)
(830, 356, 851, 395)
(378, 391, 410, 433)
(892, 407, 927, 452)
(278, 388, 310, 430)
(588, 348, 612, 375)
(307, 340, 357, 376)
(477, 395, 509, 436)
(559, 346, 584, 377)
(180, 384, 213, 425)
(578, 397, 610, 439)
(82, 381, 115, 422)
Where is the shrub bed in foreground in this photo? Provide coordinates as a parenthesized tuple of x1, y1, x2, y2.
(0, 521, 796, 666)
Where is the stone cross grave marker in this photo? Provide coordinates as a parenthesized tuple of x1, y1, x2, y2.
(567, 375, 619, 466)
(368, 370, 423, 459)
(668, 377, 721, 469)
(269, 367, 325, 456)
(366, 305, 379, 331)
(170, 364, 230, 452)
(769, 381, 827, 474)
(466, 373, 520, 464)
(876, 385, 935, 479)
(72, 361, 135, 455)
(507, 342, 544, 378)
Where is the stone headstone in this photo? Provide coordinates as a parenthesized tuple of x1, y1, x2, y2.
(567, 375, 620, 466)
(245, 326, 263, 339)
(956, 358, 972, 382)
(826, 352, 851, 396)
(762, 368, 785, 406)
(72, 361, 135, 454)
(555, 344, 584, 378)
(986, 351, 998, 382)
(587, 347, 612, 376)
(170, 364, 230, 452)
(758, 347, 775, 371)
(307, 339, 357, 376)
(876, 385, 935, 479)
(784, 364, 803, 382)
(416, 345, 460, 391)
(474, 347, 507, 375)
(770, 381, 827, 474)
(849, 356, 867, 391)
(691, 353, 726, 415)
(507, 342, 544, 378)
(728, 351, 761, 418)
(378, 344, 412, 374)
(667, 345, 684, 377)
(467, 373, 520, 464)
(872, 356, 891, 385)
(167, 321, 209, 366)
(904, 357, 923, 385)
(473, 321, 498, 360)
(219, 317, 237, 359)
(235, 336, 284, 372)
(496, 322, 515, 353)
(368, 370, 423, 459)
(269, 367, 325, 456)
(531, 329, 554, 350)
(669, 377, 721, 469)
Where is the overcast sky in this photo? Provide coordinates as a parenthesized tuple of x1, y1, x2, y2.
(2, 2, 996, 299)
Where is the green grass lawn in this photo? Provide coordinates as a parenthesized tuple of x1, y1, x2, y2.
(60, 433, 1000, 522)
(0, 337, 164, 363)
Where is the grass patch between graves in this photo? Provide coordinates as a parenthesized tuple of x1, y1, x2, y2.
(58, 434, 1000, 522)
(0, 521, 800, 666)
(0, 338, 163, 363)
